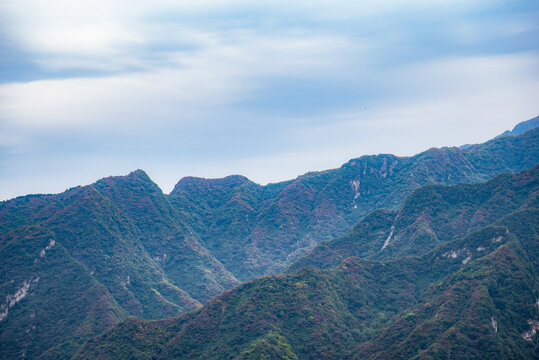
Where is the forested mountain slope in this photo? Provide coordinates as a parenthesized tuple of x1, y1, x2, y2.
(290, 164, 539, 271)
(75, 168, 539, 359)
(0, 172, 237, 359)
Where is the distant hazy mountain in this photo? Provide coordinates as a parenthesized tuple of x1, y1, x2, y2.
(459, 115, 539, 149)
(497, 115, 539, 138)
(74, 167, 539, 359)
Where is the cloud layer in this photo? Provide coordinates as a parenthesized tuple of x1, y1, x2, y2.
(1, 0, 538, 200)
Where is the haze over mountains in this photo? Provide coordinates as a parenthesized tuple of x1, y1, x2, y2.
(0, 117, 538, 359)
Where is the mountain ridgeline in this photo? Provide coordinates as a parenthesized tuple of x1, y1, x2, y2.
(169, 125, 539, 280)
(0, 117, 538, 359)
(75, 165, 539, 359)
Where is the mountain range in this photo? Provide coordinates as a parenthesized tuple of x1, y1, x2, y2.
(0, 116, 538, 359)
(75, 165, 539, 359)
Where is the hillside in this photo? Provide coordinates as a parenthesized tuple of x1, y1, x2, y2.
(74, 168, 539, 359)
(0, 226, 127, 359)
(290, 164, 539, 271)
(0, 172, 237, 359)
(91, 171, 239, 303)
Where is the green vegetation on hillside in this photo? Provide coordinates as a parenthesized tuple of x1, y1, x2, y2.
(0, 171, 239, 358)
(0, 226, 127, 359)
(74, 167, 539, 359)
(292, 165, 539, 270)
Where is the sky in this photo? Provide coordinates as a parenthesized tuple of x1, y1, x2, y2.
(1, 0, 538, 200)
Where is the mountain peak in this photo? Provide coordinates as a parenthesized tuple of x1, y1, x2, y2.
(128, 169, 150, 178)
(171, 175, 253, 196)
(94, 169, 156, 190)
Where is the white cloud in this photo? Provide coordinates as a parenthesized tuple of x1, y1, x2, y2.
(1, 0, 537, 201)
(149, 49, 539, 192)
(0, 66, 236, 128)
(275, 51, 539, 157)
(1, 0, 486, 68)
(0, 32, 355, 130)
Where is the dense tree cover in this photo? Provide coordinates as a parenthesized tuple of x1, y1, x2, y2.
(355, 212, 539, 359)
(291, 165, 539, 270)
(75, 167, 539, 359)
(92, 171, 239, 303)
(0, 226, 127, 359)
(0, 171, 237, 358)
